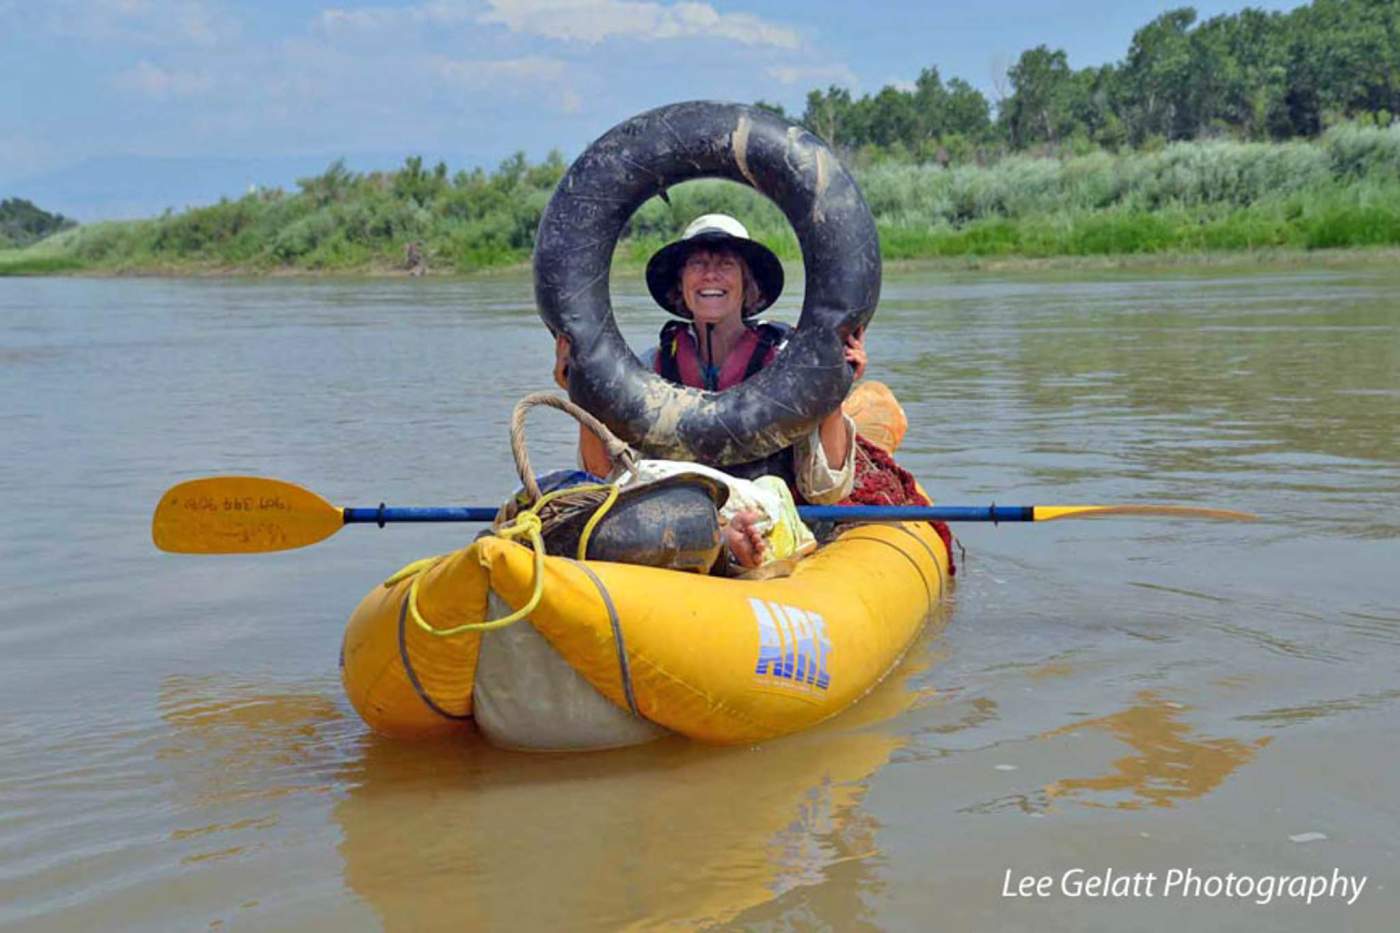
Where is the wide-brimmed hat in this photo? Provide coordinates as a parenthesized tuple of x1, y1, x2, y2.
(645, 214, 784, 318)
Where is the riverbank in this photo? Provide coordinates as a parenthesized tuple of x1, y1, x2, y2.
(9, 242, 1400, 280)
(5, 123, 1398, 278)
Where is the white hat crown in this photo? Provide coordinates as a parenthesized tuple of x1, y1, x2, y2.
(682, 213, 750, 241)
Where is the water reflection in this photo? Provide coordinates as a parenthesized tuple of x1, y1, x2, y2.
(1236, 688, 1400, 728)
(331, 614, 949, 930)
(157, 676, 349, 853)
(145, 612, 950, 930)
(997, 278, 1399, 466)
(1042, 691, 1272, 810)
(874, 272, 1400, 541)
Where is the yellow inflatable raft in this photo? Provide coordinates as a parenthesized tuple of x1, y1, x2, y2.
(340, 516, 947, 746)
(340, 385, 949, 749)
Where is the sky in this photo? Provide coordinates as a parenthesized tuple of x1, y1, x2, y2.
(2, 0, 1307, 219)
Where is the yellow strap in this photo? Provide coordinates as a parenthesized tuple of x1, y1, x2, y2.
(575, 481, 620, 560)
(389, 481, 623, 638)
(403, 512, 546, 636)
(382, 555, 445, 587)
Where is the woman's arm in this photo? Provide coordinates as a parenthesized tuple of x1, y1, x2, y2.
(578, 424, 613, 477)
(796, 413, 856, 504)
(817, 408, 852, 468)
(816, 328, 867, 467)
(794, 328, 866, 503)
(556, 334, 615, 477)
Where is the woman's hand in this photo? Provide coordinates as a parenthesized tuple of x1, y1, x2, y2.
(553, 334, 571, 389)
(724, 510, 767, 568)
(844, 327, 867, 380)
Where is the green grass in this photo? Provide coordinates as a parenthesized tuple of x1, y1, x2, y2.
(867, 176, 1400, 260)
(0, 254, 88, 276)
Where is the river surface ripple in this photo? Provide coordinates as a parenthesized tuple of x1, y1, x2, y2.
(2, 267, 1397, 930)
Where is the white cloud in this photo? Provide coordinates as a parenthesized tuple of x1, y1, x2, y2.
(317, 7, 402, 33)
(765, 63, 857, 88)
(317, 1, 474, 34)
(113, 59, 214, 98)
(480, 0, 800, 48)
(317, 0, 800, 47)
(45, 0, 238, 46)
(433, 55, 568, 86)
(417, 0, 477, 24)
(432, 55, 583, 112)
(12, 0, 842, 184)
(171, 2, 225, 44)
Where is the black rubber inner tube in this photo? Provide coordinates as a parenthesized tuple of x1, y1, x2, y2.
(534, 100, 880, 466)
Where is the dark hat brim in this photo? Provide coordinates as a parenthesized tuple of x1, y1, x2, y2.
(645, 231, 784, 319)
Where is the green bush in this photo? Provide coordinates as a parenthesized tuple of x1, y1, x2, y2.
(1300, 180, 1400, 248)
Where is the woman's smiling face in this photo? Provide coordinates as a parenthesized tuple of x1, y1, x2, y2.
(680, 247, 745, 325)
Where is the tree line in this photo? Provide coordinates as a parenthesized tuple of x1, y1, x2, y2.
(0, 198, 76, 248)
(759, 0, 1400, 159)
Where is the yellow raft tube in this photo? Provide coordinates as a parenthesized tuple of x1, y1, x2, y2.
(340, 387, 949, 748)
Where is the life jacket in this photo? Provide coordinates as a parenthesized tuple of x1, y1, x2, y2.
(655, 320, 791, 391)
(654, 319, 799, 490)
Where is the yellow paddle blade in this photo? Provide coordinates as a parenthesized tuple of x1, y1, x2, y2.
(152, 476, 345, 553)
(1032, 505, 1257, 523)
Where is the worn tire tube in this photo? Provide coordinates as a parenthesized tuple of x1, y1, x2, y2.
(534, 100, 880, 465)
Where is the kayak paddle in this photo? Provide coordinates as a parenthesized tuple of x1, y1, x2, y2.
(152, 476, 1255, 555)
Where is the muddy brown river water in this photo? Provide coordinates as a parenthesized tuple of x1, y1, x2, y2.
(2, 265, 1397, 930)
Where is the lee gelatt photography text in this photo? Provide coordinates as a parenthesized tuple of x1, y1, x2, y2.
(1001, 867, 1366, 906)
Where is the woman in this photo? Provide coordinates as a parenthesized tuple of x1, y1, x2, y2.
(554, 213, 867, 567)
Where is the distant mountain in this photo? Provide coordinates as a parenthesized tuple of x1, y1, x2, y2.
(1, 152, 493, 223)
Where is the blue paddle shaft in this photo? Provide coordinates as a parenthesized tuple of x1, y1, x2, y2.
(343, 504, 1033, 525)
(800, 505, 1033, 522)
(344, 506, 500, 524)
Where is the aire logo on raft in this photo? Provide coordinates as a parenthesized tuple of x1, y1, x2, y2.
(750, 597, 832, 691)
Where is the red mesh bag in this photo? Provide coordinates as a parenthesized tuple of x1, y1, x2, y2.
(840, 436, 956, 577)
